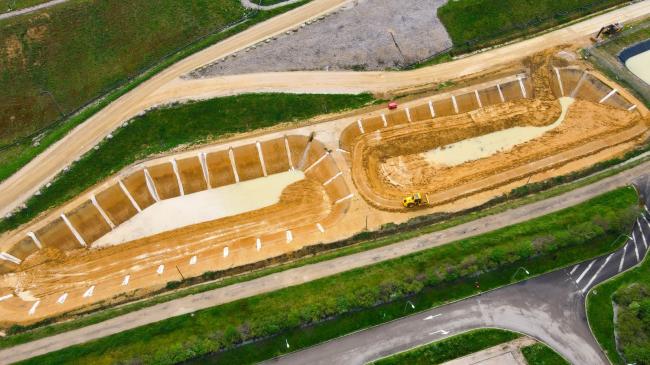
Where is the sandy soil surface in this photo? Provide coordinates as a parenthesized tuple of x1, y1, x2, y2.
(0, 1, 648, 219)
(190, 0, 451, 76)
(350, 55, 647, 210)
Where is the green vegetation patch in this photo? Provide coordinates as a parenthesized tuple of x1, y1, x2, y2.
(612, 282, 650, 364)
(437, 0, 627, 53)
(17, 187, 638, 364)
(521, 343, 569, 365)
(0, 0, 245, 144)
(0, 0, 51, 13)
(371, 329, 520, 365)
(0, 92, 373, 234)
(587, 245, 650, 364)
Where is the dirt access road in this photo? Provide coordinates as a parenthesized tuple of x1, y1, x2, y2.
(0, 0, 648, 218)
(1, 160, 648, 364)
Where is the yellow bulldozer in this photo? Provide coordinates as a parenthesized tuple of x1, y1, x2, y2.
(403, 193, 425, 208)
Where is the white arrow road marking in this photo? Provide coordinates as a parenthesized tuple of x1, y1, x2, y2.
(576, 260, 596, 284)
(28, 300, 40, 315)
(57, 293, 68, 304)
(189, 256, 197, 265)
(429, 329, 450, 336)
(582, 253, 613, 293)
(619, 243, 628, 273)
(423, 314, 442, 321)
(122, 275, 130, 286)
(83, 286, 95, 298)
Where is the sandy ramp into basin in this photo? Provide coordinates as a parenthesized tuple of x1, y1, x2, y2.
(93, 170, 304, 247)
(423, 97, 575, 166)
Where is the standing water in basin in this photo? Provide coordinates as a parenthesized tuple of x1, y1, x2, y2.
(423, 97, 575, 167)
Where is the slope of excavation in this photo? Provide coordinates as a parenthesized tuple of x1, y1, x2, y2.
(349, 63, 647, 211)
(422, 97, 574, 167)
(94, 170, 305, 247)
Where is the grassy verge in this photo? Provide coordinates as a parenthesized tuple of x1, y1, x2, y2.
(16, 187, 639, 364)
(437, 0, 627, 54)
(0, 92, 374, 233)
(2, 144, 648, 350)
(521, 343, 570, 365)
(587, 247, 650, 364)
(370, 329, 520, 365)
(0, 0, 51, 13)
(0, 0, 309, 182)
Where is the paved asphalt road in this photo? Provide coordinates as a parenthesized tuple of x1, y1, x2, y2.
(266, 174, 650, 365)
(0, 0, 68, 20)
(1, 162, 649, 364)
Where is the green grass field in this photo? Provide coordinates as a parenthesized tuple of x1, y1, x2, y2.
(521, 343, 569, 365)
(16, 187, 638, 364)
(437, 0, 626, 53)
(371, 329, 520, 365)
(0, 0, 247, 144)
(0, 0, 51, 13)
(0, 92, 374, 234)
(587, 253, 650, 364)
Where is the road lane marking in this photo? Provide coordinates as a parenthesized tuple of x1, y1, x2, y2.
(189, 256, 197, 265)
(316, 223, 325, 233)
(157, 265, 165, 275)
(286, 230, 293, 243)
(619, 243, 628, 272)
(122, 275, 130, 286)
(57, 293, 68, 304)
(429, 329, 449, 336)
(632, 234, 639, 262)
(256, 238, 262, 251)
(640, 227, 648, 250)
(570, 264, 579, 275)
(576, 260, 596, 284)
(423, 314, 441, 321)
(582, 253, 613, 293)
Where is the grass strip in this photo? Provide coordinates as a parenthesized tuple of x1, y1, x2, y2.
(0, 92, 374, 233)
(0, 1, 309, 182)
(521, 343, 570, 365)
(437, 0, 627, 54)
(587, 243, 650, 364)
(15, 187, 639, 364)
(370, 329, 520, 365)
(2, 146, 648, 350)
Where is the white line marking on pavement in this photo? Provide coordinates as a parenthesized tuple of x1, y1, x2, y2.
(286, 230, 293, 243)
(335, 193, 354, 205)
(429, 329, 449, 336)
(423, 314, 441, 321)
(83, 286, 95, 298)
(316, 223, 325, 233)
(57, 293, 68, 304)
(223, 247, 229, 257)
(640, 228, 648, 250)
(122, 275, 130, 286)
(632, 234, 639, 262)
(189, 256, 197, 265)
(619, 243, 628, 273)
(582, 253, 613, 293)
(576, 260, 596, 284)
(157, 265, 165, 275)
(256, 238, 262, 251)
(570, 264, 579, 275)
(323, 172, 342, 186)
(28, 300, 40, 315)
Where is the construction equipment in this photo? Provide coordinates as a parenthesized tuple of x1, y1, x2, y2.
(403, 193, 424, 208)
(594, 23, 622, 41)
